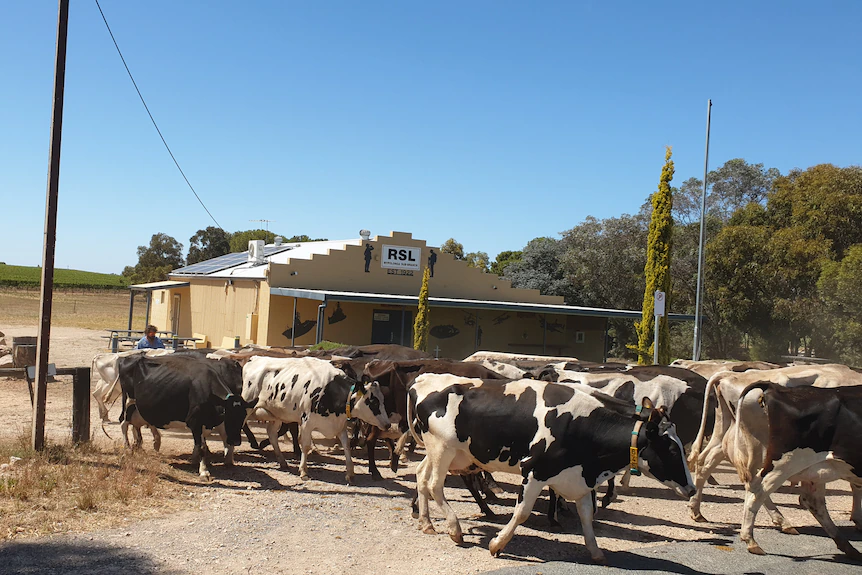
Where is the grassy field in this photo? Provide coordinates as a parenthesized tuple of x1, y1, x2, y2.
(0, 288, 145, 330)
(0, 264, 128, 289)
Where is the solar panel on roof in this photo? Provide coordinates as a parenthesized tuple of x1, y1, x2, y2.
(172, 245, 293, 275)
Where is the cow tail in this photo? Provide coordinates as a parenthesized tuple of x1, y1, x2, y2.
(402, 389, 424, 452)
(688, 373, 720, 467)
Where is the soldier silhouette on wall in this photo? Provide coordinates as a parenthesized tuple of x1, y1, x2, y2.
(428, 249, 437, 277)
(364, 244, 374, 272)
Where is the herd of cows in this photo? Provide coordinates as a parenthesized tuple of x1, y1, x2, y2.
(89, 345, 862, 564)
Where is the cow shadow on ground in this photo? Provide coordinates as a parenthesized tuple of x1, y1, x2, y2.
(0, 540, 170, 575)
(791, 523, 862, 542)
(466, 527, 719, 574)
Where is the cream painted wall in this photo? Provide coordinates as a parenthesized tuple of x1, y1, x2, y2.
(189, 279, 261, 348)
(269, 231, 562, 304)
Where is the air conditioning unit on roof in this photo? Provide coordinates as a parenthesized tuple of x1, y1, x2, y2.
(248, 240, 266, 265)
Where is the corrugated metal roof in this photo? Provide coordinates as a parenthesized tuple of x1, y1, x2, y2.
(269, 287, 695, 321)
(170, 239, 362, 279)
(129, 280, 190, 290)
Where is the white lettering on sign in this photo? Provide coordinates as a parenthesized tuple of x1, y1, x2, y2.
(373, 313, 390, 322)
(654, 290, 666, 317)
(381, 245, 421, 270)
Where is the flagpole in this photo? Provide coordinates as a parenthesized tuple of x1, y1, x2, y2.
(692, 99, 712, 361)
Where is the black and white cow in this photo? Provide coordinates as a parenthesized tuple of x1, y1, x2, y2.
(736, 383, 862, 558)
(407, 374, 695, 563)
(242, 356, 390, 482)
(118, 354, 257, 479)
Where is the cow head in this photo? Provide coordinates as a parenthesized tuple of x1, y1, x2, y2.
(220, 394, 259, 446)
(636, 398, 696, 499)
(348, 377, 390, 430)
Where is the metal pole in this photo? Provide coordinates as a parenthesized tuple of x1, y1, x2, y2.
(692, 99, 712, 361)
(291, 297, 297, 347)
(542, 314, 547, 355)
(653, 316, 660, 365)
(127, 291, 134, 331)
(144, 291, 152, 329)
(33, 0, 69, 451)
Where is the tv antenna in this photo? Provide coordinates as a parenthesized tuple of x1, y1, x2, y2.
(249, 219, 275, 232)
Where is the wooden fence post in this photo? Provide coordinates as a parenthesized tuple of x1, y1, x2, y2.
(72, 367, 90, 444)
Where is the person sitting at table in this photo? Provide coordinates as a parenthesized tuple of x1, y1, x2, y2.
(136, 325, 165, 349)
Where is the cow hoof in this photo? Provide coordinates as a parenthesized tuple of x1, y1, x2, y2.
(489, 538, 503, 557)
(591, 553, 608, 565)
(707, 475, 719, 486)
(746, 543, 766, 555)
(781, 526, 799, 535)
(345, 475, 354, 485)
(300, 474, 310, 482)
(411, 509, 419, 519)
(691, 512, 708, 523)
(449, 531, 463, 545)
(370, 472, 383, 482)
(421, 525, 437, 536)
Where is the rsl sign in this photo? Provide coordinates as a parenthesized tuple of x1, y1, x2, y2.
(381, 245, 421, 271)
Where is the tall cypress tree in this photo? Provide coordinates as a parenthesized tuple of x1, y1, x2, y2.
(414, 267, 431, 351)
(632, 147, 675, 364)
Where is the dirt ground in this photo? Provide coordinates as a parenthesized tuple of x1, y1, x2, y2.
(0, 324, 857, 574)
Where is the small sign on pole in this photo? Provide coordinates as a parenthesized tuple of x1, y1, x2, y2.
(653, 291, 665, 365)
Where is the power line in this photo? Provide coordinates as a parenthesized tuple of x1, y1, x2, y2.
(93, 0, 223, 230)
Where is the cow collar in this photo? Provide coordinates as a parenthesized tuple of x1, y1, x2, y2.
(346, 382, 364, 418)
(629, 420, 644, 476)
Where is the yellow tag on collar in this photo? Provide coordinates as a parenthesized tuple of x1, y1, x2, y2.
(629, 446, 640, 476)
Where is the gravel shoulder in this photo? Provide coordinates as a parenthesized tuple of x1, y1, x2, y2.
(0, 324, 858, 574)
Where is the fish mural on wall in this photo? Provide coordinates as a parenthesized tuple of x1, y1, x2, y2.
(328, 302, 347, 325)
(430, 324, 460, 339)
(538, 317, 565, 333)
(282, 312, 317, 340)
(492, 312, 511, 325)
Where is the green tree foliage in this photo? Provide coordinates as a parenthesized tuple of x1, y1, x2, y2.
(229, 229, 282, 252)
(465, 251, 490, 272)
(413, 267, 431, 351)
(505, 237, 574, 300)
(819, 244, 862, 365)
(632, 147, 674, 365)
(769, 164, 862, 260)
(187, 226, 232, 265)
(440, 238, 465, 260)
(490, 250, 522, 276)
(122, 233, 184, 283)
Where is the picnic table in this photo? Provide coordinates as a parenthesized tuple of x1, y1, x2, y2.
(103, 329, 201, 352)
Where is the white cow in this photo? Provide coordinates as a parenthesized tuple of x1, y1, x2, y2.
(242, 356, 390, 482)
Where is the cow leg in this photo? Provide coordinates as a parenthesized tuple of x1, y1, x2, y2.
(420, 447, 463, 543)
(120, 420, 131, 449)
(150, 426, 161, 452)
(366, 426, 382, 481)
(602, 478, 616, 508)
(298, 423, 314, 480)
(574, 490, 606, 564)
(243, 424, 261, 450)
(191, 428, 211, 480)
(267, 420, 290, 470)
(480, 471, 504, 499)
(415, 458, 436, 533)
(689, 439, 725, 522)
(851, 484, 862, 531)
(546, 488, 561, 529)
(339, 428, 355, 484)
(211, 423, 234, 467)
(618, 469, 631, 491)
(799, 481, 862, 559)
(289, 422, 301, 459)
(386, 438, 399, 473)
(489, 475, 544, 557)
(762, 496, 798, 534)
(462, 474, 496, 518)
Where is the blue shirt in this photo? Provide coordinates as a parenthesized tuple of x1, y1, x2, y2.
(136, 335, 165, 349)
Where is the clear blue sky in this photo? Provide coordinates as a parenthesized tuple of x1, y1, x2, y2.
(2, 1, 860, 274)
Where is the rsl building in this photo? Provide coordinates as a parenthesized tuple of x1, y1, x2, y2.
(130, 231, 686, 361)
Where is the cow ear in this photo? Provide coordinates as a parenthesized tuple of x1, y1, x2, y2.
(243, 398, 259, 410)
(641, 397, 654, 411)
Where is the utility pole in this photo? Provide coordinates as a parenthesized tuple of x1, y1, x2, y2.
(33, 0, 70, 450)
(249, 219, 275, 232)
(692, 99, 712, 361)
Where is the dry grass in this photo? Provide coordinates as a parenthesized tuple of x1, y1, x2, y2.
(0, 288, 145, 330)
(0, 433, 192, 540)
